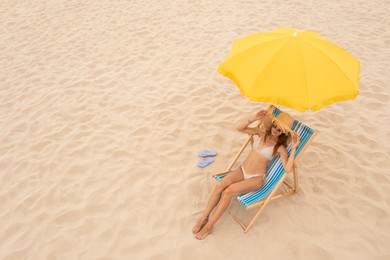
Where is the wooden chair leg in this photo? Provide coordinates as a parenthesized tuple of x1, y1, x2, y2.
(293, 163, 298, 192)
(244, 173, 288, 232)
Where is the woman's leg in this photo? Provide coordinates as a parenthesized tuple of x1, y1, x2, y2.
(195, 176, 264, 240)
(192, 167, 244, 235)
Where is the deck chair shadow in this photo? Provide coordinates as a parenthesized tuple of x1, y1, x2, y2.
(212, 105, 317, 233)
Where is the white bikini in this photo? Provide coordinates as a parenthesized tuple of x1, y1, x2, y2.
(253, 137, 274, 160)
(241, 136, 275, 180)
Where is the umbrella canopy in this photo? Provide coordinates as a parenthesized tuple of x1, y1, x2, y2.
(218, 27, 360, 112)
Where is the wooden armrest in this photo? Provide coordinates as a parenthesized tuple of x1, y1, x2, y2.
(212, 170, 231, 177)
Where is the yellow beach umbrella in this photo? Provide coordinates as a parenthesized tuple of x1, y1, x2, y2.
(218, 27, 360, 112)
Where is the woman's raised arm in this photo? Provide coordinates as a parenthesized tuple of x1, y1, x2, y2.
(237, 110, 269, 135)
(279, 132, 300, 173)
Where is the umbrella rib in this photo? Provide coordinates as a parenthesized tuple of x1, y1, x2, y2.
(250, 37, 294, 97)
(300, 37, 359, 91)
(221, 34, 288, 64)
(296, 38, 310, 109)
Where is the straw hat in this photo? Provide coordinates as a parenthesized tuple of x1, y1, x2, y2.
(272, 112, 294, 134)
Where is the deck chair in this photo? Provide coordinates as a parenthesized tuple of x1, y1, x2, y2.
(212, 105, 317, 233)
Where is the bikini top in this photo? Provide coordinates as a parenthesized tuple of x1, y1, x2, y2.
(253, 136, 275, 160)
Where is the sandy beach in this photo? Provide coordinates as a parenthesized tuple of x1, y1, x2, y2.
(1, 0, 390, 259)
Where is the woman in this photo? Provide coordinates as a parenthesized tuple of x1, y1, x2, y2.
(192, 109, 300, 240)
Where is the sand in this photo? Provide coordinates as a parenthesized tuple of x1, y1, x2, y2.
(1, 0, 390, 259)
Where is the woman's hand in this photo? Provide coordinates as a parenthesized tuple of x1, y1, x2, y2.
(291, 132, 300, 149)
(251, 110, 268, 122)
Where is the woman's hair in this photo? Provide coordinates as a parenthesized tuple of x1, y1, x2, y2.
(266, 129, 289, 156)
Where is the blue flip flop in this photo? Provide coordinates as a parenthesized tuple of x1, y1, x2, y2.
(198, 150, 217, 157)
(197, 157, 214, 168)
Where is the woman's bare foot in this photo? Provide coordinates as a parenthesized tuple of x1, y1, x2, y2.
(192, 218, 208, 235)
(194, 224, 213, 240)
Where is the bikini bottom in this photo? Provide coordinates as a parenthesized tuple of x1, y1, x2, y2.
(240, 165, 266, 181)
